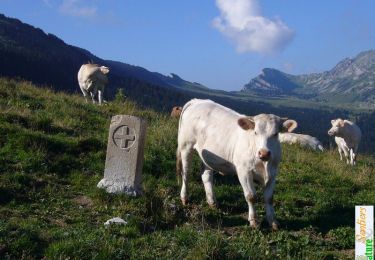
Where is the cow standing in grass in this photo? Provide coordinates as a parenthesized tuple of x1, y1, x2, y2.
(78, 63, 109, 105)
(176, 99, 297, 230)
(328, 118, 361, 166)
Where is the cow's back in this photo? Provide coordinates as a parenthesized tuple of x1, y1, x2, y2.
(346, 121, 362, 140)
(179, 99, 241, 139)
(178, 99, 243, 173)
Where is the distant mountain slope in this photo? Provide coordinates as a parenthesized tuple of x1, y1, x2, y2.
(242, 50, 375, 106)
(243, 68, 300, 95)
(0, 13, 206, 97)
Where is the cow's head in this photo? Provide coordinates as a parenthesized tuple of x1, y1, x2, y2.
(171, 106, 183, 118)
(238, 114, 297, 162)
(328, 118, 345, 137)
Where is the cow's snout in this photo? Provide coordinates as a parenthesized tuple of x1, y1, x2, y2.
(258, 149, 271, 161)
(328, 130, 333, 136)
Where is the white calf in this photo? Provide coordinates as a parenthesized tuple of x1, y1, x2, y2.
(77, 64, 109, 105)
(176, 99, 297, 230)
(279, 133, 324, 151)
(328, 119, 361, 166)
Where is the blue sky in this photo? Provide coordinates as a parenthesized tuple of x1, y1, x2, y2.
(0, 0, 374, 90)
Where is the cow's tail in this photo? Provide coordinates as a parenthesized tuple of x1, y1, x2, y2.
(176, 148, 182, 185)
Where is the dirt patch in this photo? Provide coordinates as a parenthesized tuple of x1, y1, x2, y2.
(51, 218, 67, 227)
(72, 195, 93, 208)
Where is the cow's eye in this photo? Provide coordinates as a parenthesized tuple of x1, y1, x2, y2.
(254, 131, 258, 135)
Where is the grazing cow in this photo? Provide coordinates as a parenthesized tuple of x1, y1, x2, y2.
(279, 133, 324, 151)
(176, 99, 297, 230)
(328, 118, 361, 166)
(170, 106, 182, 118)
(77, 64, 109, 105)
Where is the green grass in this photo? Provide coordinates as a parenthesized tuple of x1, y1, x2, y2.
(0, 78, 374, 259)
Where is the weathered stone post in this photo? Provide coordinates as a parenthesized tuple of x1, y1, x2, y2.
(97, 115, 147, 195)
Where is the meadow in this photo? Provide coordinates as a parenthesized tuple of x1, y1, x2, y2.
(0, 78, 374, 259)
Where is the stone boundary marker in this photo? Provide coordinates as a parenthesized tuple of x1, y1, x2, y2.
(97, 115, 147, 195)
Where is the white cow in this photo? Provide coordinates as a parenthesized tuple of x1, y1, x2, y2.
(279, 133, 324, 151)
(77, 64, 109, 104)
(176, 99, 297, 230)
(328, 118, 362, 166)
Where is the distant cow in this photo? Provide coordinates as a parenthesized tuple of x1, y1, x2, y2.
(170, 106, 182, 118)
(279, 133, 324, 151)
(328, 118, 361, 166)
(77, 63, 109, 105)
(176, 99, 297, 230)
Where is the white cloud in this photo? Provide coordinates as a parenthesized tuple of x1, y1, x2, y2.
(213, 0, 295, 54)
(59, 0, 97, 18)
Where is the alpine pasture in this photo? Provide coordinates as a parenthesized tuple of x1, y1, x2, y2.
(0, 78, 374, 259)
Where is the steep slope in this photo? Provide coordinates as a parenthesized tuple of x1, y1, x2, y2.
(0, 13, 94, 92)
(0, 13, 206, 97)
(242, 50, 375, 106)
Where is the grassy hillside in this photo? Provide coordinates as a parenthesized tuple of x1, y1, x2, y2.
(0, 78, 374, 259)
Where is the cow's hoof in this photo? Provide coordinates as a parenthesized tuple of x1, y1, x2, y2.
(181, 197, 188, 206)
(249, 219, 259, 229)
(208, 202, 217, 209)
(271, 221, 279, 231)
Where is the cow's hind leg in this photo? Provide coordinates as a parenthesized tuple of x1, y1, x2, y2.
(237, 169, 258, 228)
(201, 166, 217, 207)
(350, 148, 357, 166)
(80, 87, 89, 103)
(343, 147, 350, 164)
(90, 93, 96, 104)
(353, 145, 359, 166)
(264, 178, 279, 231)
(178, 145, 193, 206)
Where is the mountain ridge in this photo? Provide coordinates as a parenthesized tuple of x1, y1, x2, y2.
(2, 13, 375, 110)
(242, 50, 375, 106)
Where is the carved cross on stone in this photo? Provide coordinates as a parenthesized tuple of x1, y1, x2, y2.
(113, 125, 135, 150)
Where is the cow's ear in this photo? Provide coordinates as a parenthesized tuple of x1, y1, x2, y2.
(100, 66, 110, 74)
(282, 119, 298, 133)
(238, 117, 255, 130)
(331, 119, 336, 125)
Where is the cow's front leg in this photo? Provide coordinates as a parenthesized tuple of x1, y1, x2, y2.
(338, 147, 343, 161)
(237, 169, 258, 228)
(264, 177, 279, 231)
(201, 167, 217, 207)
